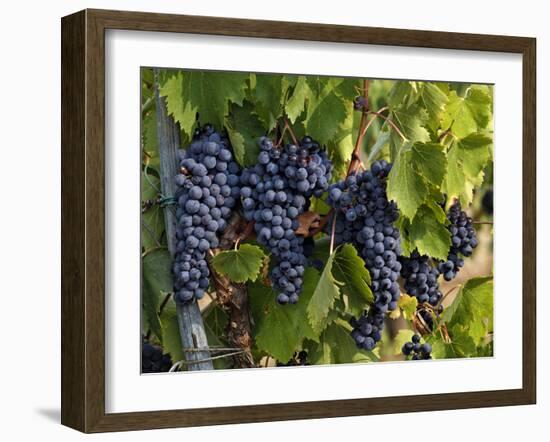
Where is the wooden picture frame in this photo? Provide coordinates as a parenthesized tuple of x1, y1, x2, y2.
(61, 8, 536, 433)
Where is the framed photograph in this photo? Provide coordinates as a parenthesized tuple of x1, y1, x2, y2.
(61, 9, 536, 433)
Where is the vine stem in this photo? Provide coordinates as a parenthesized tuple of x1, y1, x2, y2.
(283, 116, 299, 145)
(274, 120, 287, 147)
(144, 292, 173, 341)
(438, 129, 453, 143)
(234, 220, 256, 248)
(347, 79, 370, 175)
(473, 221, 493, 225)
(440, 284, 461, 306)
(329, 211, 337, 255)
(368, 108, 407, 142)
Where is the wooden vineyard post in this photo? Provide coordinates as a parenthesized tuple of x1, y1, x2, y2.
(153, 70, 213, 371)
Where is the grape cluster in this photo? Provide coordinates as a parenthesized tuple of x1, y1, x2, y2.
(276, 351, 310, 367)
(353, 96, 369, 112)
(240, 136, 332, 304)
(326, 160, 402, 350)
(437, 201, 478, 281)
(350, 310, 385, 351)
(171, 125, 241, 304)
(142, 340, 173, 373)
(399, 251, 443, 307)
(327, 160, 402, 314)
(402, 334, 432, 360)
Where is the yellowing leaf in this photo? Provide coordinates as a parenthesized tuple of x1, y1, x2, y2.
(398, 294, 418, 321)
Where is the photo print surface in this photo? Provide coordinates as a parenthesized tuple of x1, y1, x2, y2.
(140, 68, 494, 373)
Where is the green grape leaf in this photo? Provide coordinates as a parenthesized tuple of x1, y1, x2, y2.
(426, 326, 477, 359)
(306, 320, 377, 365)
(203, 305, 231, 369)
(409, 204, 451, 260)
(284, 75, 309, 123)
(203, 304, 228, 345)
(225, 101, 264, 167)
(443, 145, 467, 205)
(310, 236, 331, 264)
(306, 76, 332, 96)
(398, 294, 418, 321)
(328, 108, 355, 173)
(160, 306, 183, 363)
(442, 276, 493, 345)
(305, 78, 347, 144)
(426, 334, 447, 359)
(181, 71, 248, 132)
(159, 72, 196, 137)
(445, 328, 478, 358)
(141, 173, 165, 251)
(395, 215, 414, 257)
(420, 82, 448, 131)
(211, 243, 266, 283)
(335, 77, 362, 100)
(332, 244, 373, 304)
(387, 146, 429, 220)
(142, 248, 173, 341)
(410, 142, 447, 187)
(390, 104, 430, 143)
(306, 250, 342, 334)
(253, 74, 286, 130)
(368, 131, 391, 163)
(141, 206, 165, 251)
(443, 133, 492, 205)
(457, 132, 493, 179)
(250, 275, 318, 362)
(441, 87, 492, 138)
(388, 81, 419, 108)
(142, 109, 158, 153)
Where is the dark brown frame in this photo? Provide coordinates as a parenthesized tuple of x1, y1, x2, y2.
(61, 8, 536, 433)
